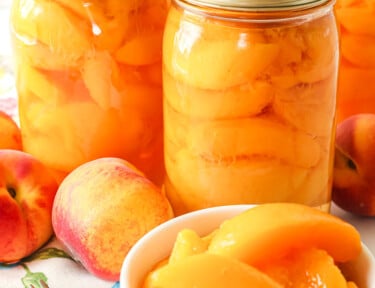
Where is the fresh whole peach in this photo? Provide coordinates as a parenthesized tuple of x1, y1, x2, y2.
(332, 113, 375, 216)
(0, 149, 58, 263)
(0, 110, 22, 150)
(52, 157, 174, 281)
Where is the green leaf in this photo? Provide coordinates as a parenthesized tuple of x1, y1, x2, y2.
(21, 271, 49, 288)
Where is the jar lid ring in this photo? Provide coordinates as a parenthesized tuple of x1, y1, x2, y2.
(180, 0, 330, 11)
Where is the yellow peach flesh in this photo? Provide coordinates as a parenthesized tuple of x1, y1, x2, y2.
(142, 203, 362, 287)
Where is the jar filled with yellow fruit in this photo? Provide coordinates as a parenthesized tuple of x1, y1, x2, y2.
(335, 0, 375, 123)
(10, 0, 168, 185)
(163, 0, 339, 214)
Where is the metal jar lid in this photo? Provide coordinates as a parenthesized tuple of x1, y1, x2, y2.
(179, 0, 331, 11)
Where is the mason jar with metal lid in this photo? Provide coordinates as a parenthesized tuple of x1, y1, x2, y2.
(163, 0, 339, 215)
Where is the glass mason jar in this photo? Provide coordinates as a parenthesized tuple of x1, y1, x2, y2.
(10, 0, 168, 185)
(335, 0, 375, 123)
(163, 0, 339, 215)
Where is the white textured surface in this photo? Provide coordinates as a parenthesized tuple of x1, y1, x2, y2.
(332, 203, 375, 255)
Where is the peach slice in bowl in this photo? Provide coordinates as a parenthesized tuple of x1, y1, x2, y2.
(120, 204, 375, 288)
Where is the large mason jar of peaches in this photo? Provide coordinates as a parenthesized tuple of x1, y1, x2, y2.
(335, 0, 375, 122)
(163, 0, 339, 215)
(10, 0, 168, 184)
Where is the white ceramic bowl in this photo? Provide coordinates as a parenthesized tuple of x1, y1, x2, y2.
(120, 205, 375, 288)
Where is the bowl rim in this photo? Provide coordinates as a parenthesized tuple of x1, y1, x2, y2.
(120, 204, 375, 288)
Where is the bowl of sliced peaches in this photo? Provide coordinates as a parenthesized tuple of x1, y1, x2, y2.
(120, 203, 375, 288)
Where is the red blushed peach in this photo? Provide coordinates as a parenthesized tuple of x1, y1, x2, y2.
(0, 110, 22, 150)
(332, 113, 375, 216)
(0, 149, 58, 263)
(52, 157, 174, 281)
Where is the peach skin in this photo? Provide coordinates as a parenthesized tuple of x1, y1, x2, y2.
(208, 203, 361, 265)
(52, 157, 174, 281)
(0, 149, 58, 263)
(332, 113, 375, 216)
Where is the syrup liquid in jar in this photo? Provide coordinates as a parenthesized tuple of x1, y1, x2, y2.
(10, 0, 168, 184)
(163, 0, 339, 215)
(335, 0, 375, 122)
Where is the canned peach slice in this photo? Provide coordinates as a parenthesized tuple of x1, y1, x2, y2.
(143, 0, 171, 28)
(54, 0, 140, 26)
(208, 203, 362, 265)
(54, 0, 139, 19)
(114, 0, 167, 66)
(271, 19, 335, 70)
(92, 17, 129, 52)
(163, 72, 273, 119)
(261, 248, 348, 287)
(335, 7, 375, 36)
(92, 0, 139, 51)
(273, 77, 336, 136)
(116, 83, 163, 152)
(163, 36, 279, 90)
(270, 58, 336, 89)
(115, 31, 163, 66)
(273, 30, 304, 67)
(143, 253, 281, 288)
(144, 62, 163, 85)
(169, 229, 209, 264)
(341, 34, 375, 68)
(11, 0, 91, 60)
(81, 108, 134, 158)
(304, 15, 338, 62)
(117, 62, 165, 90)
(165, 149, 310, 212)
(82, 51, 121, 109)
(105, 0, 142, 17)
(347, 282, 359, 288)
(270, 25, 337, 88)
(21, 100, 89, 172)
(54, 0, 107, 22)
(166, 113, 321, 169)
(18, 66, 90, 104)
(54, 0, 131, 51)
(166, 4, 265, 43)
(12, 38, 82, 70)
(22, 101, 133, 172)
(119, 84, 163, 121)
(17, 65, 65, 103)
(336, 64, 375, 118)
(284, 158, 331, 207)
(338, 63, 375, 100)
